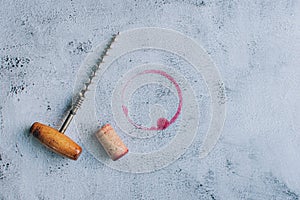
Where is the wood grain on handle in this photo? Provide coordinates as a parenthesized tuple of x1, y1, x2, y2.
(30, 122, 82, 160)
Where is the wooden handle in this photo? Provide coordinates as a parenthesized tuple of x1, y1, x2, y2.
(30, 122, 82, 160)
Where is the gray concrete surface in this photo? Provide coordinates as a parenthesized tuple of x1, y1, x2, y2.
(1, 0, 300, 199)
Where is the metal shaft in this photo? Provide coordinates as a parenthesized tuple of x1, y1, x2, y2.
(59, 33, 118, 134)
(59, 111, 75, 133)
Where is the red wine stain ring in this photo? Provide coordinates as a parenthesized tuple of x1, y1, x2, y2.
(121, 69, 182, 131)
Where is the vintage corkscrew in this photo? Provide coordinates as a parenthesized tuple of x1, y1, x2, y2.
(30, 33, 128, 161)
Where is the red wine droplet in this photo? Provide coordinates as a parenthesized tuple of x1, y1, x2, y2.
(157, 118, 170, 130)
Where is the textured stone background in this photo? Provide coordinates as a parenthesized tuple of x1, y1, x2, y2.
(1, 0, 300, 199)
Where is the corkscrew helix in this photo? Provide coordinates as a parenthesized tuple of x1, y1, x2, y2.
(59, 33, 118, 133)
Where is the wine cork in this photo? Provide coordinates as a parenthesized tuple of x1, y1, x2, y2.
(95, 124, 128, 161)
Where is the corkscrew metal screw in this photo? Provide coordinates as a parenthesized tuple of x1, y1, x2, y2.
(59, 33, 118, 133)
(30, 33, 118, 160)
